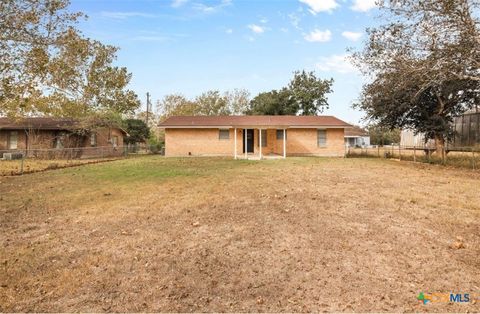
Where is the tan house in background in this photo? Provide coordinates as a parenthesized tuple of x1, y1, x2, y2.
(344, 126, 370, 148)
(159, 116, 352, 158)
(0, 117, 126, 158)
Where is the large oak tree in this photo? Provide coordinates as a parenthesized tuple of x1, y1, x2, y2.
(353, 0, 480, 154)
(247, 70, 333, 116)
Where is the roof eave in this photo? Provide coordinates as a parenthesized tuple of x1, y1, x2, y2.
(160, 125, 351, 129)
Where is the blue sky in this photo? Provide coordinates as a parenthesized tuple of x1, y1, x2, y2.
(71, 0, 379, 125)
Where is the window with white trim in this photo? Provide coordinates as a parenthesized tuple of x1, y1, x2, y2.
(219, 129, 230, 140)
(90, 133, 97, 147)
(112, 136, 118, 147)
(317, 129, 327, 147)
(54, 132, 65, 149)
(8, 131, 18, 149)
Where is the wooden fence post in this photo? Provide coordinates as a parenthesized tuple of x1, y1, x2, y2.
(413, 146, 416, 162)
(473, 148, 476, 170)
(442, 146, 446, 165)
(20, 154, 24, 175)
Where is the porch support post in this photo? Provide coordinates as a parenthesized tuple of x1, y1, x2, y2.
(259, 128, 262, 159)
(244, 128, 247, 159)
(234, 128, 237, 159)
(283, 128, 286, 159)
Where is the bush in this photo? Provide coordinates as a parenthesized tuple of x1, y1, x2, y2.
(147, 135, 163, 154)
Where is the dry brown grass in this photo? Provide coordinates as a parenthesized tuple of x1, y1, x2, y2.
(0, 158, 121, 176)
(0, 156, 479, 312)
(348, 146, 480, 169)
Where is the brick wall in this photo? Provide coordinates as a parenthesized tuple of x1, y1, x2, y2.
(81, 128, 125, 158)
(0, 128, 125, 158)
(165, 128, 240, 156)
(284, 128, 345, 157)
(165, 127, 346, 157)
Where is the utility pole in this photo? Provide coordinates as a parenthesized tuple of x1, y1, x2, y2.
(146, 92, 151, 127)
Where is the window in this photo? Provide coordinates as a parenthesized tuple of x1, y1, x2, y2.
(317, 129, 327, 147)
(219, 129, 230, 140)
(258, 130, 267, 147)
(112, 136, 118, 147)
(90, 133, 97, 147)
(276, 129, 287, 140)
(54, 132, 65, 149)
(8, 131, 18, 149)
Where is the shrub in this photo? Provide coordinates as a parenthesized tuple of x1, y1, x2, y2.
(147, 135, 164, 154)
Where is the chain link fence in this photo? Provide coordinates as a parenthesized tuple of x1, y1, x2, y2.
(346, 145, 479, 170)
(0, 144, 165, 176)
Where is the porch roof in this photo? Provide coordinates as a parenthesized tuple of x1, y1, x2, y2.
(344, 126, 369, 138)
(159, 115, 352, 129)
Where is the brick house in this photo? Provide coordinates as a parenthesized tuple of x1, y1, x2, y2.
(0, 117, 127, 158)
(159, 115, 352, 158)
(344, 126, 370, 148)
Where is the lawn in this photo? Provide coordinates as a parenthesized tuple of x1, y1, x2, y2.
(0, 156, 479, 312)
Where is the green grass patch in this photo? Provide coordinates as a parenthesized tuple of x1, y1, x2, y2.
(73, 156, 257, 183)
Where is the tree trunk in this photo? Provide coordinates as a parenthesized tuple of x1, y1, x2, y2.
(435, 133, 446, 163)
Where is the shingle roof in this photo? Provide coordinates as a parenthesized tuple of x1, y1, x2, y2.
(344, 126, 369, 137)
(0, 117, 127, 134)
(159, 115, 352, 128)
(0, 117, 78, 130)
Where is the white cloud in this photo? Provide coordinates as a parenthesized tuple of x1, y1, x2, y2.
(315, 54, 358, 74)
(299, 0, 339, 14)
(100, 11, 156, 19)
(342, 31, 362, 41)
(248, 24, 265, 34)
(351, 0, 378, 12)
(225, 28, 233, 34)
(171, 0, 188, 8)
(193, 0, 232, 13)
(304, 29, 332, 42)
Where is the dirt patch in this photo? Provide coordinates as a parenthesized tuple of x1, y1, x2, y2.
(0, 157, 479, 312)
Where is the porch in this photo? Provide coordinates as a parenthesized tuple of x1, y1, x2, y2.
(233, 128, 287, 160)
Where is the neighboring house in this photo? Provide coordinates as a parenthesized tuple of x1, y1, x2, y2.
(400, 130, 435, 148)
(400, 109, 480, 149)
(158, 115, 352, 158)
(344, 126, 370, 148)
(0, 117, 127, 158)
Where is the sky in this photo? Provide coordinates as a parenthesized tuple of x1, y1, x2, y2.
(70, 0, 380, 125)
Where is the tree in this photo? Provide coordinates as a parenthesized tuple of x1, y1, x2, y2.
(289, 70, 334, 115)
(353, 0, 480, 155)
(157, 94, 197, 120)
(124, 119, 150, 144)
(195, 90, 230, 116)
(225, 88, 250, 115)
(247, 71, 333, 115)
(367, 124, 400, 146)
(0, 0, 140, 119)
(157, 89, 251, 119)
(247, 88, 297, 115)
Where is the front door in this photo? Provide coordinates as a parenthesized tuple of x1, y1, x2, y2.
(243, 129, 254, 153)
